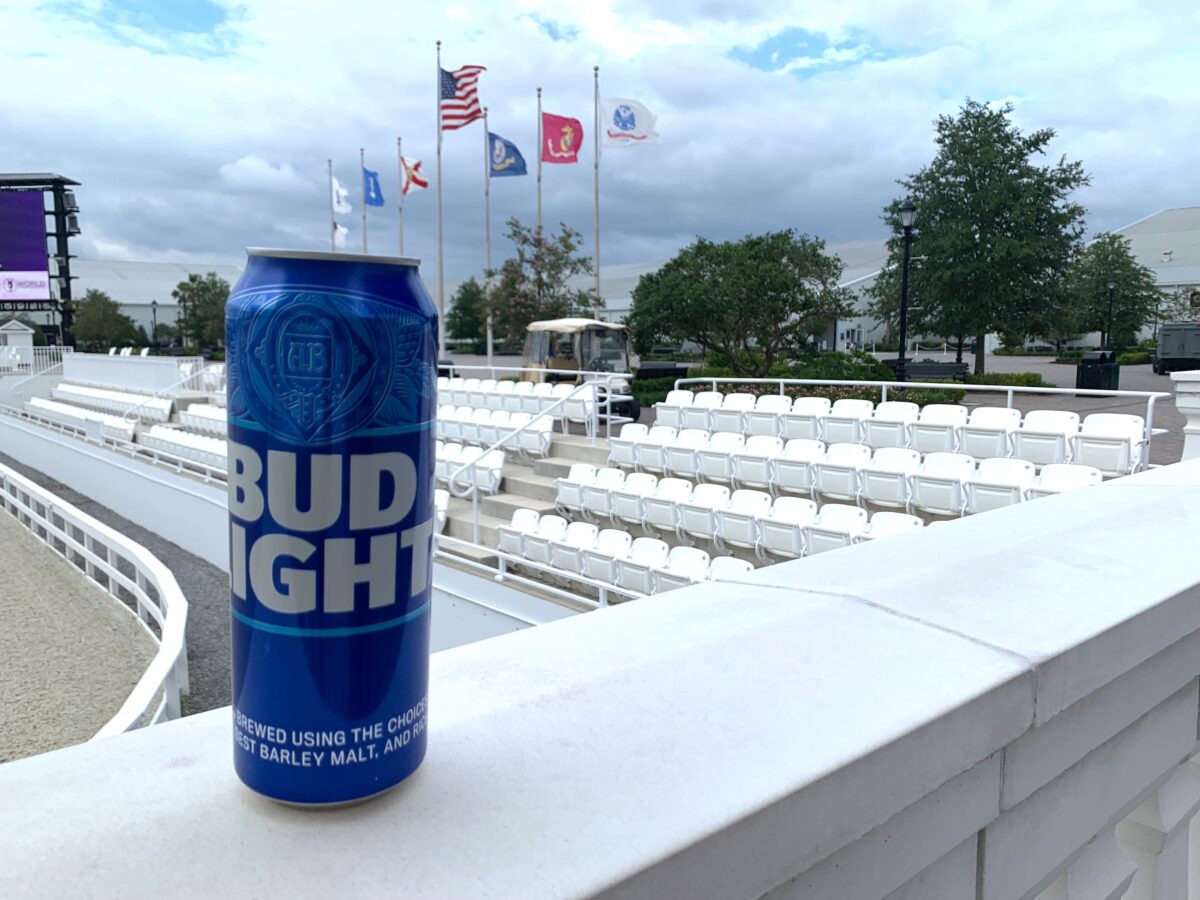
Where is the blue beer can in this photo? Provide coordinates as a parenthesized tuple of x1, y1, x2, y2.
(225, 248, 436, 805)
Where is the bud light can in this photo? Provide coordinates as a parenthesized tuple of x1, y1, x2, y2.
(225, 249, 436, 805)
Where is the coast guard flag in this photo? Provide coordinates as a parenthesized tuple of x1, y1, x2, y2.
(488, 132, 527, 177)
(363, 167, 384, 206)
(331, 175, 352, 213)
(541, 112, 583, 164)
(401, 156, 428, 195)
(600, 98, 660, 147)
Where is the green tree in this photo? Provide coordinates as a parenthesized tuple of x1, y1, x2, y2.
(71, 289, 138, 349)
(446, 277, 487, 345)
(868, 99, 1090, 373)
(172, 272, 231, 350)
(1068, 233, 1163, 350)
(487, 219, 598, 345)
(626, 230, 854, 377)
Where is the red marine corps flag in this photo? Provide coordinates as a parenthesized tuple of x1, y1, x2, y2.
(540, 112, 584, 164)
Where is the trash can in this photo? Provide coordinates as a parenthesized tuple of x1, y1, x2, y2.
(1075, 350, 1120, 390)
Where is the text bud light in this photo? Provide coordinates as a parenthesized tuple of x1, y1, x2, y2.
(226, 248, 436, 806)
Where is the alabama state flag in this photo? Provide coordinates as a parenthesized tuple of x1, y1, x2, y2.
(541, 112, 583, 164)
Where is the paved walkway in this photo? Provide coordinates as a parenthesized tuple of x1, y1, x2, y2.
(0, 511, 155, 764)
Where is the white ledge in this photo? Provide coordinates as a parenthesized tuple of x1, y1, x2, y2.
(2, 460, 1200, 899)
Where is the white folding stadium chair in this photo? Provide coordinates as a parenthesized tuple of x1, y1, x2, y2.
(654, 390, 695, 429)
(820, 399, 875, 445)
(759, 496, 818, 559)
(523, 382, 554, 415)
(911, 453, 976, 517)
(476, 409, 510, 448)
(610, 472, 658, 527)
(860, 511, 924, 541)
(434, 489, 450, 535)
(435, 443, 463, 485)
(910, 404, 968, 455)
(731, 435, 783, 490)
(491, 380, 515, 410)
(860, 447, 921, 510)
(582, 467, 625, 521)
(505, 381, 534, 413)
(863, 401, 920, 449)
(554, 463, 596, 515)
(717, 489, 772, 551)
(652, 546, 712, 593)
(582, 529, 633, 584)
(523, 515, 569, 566)
(1072, 413, 1146, 476)
(468, 449, 506, 495)
(698, 431, 745, 483)
(635, 426, 677, 474)
(643, 477, 693, 537)
(805, 504, 869, 554)
(681, 391, 724, 431)
(812, 442, 871, 503)
(966, 458, 1036, 514)
(780, 396, 831, 441)
(775, 439, 825, 496)
(747, 394, 792, 437)
(608, 423, 649, 469)
(550, 521, 599, 576)
(708, 556, 755, 581)
(664, 429, 708, 480)
(711, 392, 756, 434)
(678, 483, 730, 545)
(1026, 464, 1103, 499)
(615, 537, 670, 594)
(516, 417, 554, 458)
(496, 508, 541, 556)
(447, 377, 467, 406)
(1011, 410, 1080, 467)
(437, 404, 457, 441)
(460, 378, 481, 407)
(468, 379, 494, 408)
(959, 407, 1021, 460)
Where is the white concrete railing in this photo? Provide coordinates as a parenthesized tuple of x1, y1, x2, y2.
(0, 461, 188, 738)
(0, 345, 72, 374)
(2, 458, 1199, 898)
(62, 352, 208, 394)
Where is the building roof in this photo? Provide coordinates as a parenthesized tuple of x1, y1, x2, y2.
(0, 173, 80, 187)
(1115, 206, 1200, 289)
(0, 320, 35, 333)
(73, 257, 245, 307)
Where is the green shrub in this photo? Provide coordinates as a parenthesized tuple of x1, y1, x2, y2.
(1116, 351, 1151, 365)
(964, 372, 1048, 388)
(630, 376, 678, 408)
(1054, 349, 1085, 364)
(993, 346, 1026, 356)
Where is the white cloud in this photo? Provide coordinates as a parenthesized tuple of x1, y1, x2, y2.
(218, 155, 308, 194)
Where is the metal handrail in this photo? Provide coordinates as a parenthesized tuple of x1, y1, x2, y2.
(672, 375, 1173, 471)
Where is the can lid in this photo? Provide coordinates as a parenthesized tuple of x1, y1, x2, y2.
(247, 248, 421, 266)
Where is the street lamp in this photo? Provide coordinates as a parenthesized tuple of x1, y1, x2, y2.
(1105, 279, 1115, 351)
(150, 300, 158, 352)
(895, 199, 918, 382)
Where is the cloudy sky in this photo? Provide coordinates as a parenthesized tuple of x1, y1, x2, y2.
(3, 0, 1199, 290)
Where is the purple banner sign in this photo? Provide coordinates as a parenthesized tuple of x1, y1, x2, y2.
(0, 192, 50, 301)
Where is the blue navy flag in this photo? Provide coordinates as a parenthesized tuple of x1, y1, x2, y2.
(363, 167, 385, 206)
(487, 132, 527, 177)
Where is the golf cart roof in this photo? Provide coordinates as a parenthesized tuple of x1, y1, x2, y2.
(526, 318, 628, 334)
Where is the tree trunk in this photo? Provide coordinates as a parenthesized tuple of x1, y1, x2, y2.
(955, 336, 965, 365)
(974, 332, 986, 375)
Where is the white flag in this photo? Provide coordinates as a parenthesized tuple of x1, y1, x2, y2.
(331, 175, 352, 214)
(600, 98, 660, 148)
(333, 222, 349, 248)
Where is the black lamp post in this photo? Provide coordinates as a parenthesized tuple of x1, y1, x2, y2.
(150, 300, 158, 351)
(177, 297, 187, 349)
(895, 199, 918, 382)
(1105, 279, 1115, 351)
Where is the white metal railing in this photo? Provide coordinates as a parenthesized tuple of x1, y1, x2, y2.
(0, 461, 189, 738)
(0, 344, 72, 374)
(674, 375, 1173, 471)
(62, 352, 207, 395)
(434, 533, 644, 608)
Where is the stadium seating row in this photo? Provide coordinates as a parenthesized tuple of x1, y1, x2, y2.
(435, 406, 553, 456)
(180, 403, 226, 436)
(651, 394, 1145, 473)
(437, 377, 596, 424)
(614, 413, 1140, 478)
(52, 382, 173, 423)
(434, 442, 505, 495)
(434, 488, 449, 534)
(139, 425, 228, 468)
(25, 398, 136, 443)
(495, 512, 757, 595)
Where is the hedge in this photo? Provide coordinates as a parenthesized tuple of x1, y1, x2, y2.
(1116, 351, 1151, 365)
(964, 372, 1048, 388)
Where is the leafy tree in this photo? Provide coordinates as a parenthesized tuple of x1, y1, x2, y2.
(869, 99, 1089, 373)
(446, 277, 487, 344)
(487, 219, 598, 345)
(1068, 233, 1163, 350)
(172, 272, 231, 349)
(626, 230, 854, 377)
(71, 289, 138, 349)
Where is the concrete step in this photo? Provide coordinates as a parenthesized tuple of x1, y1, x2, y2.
(499, 464, 558, 502)
(435, 539, 498, 569)
(443, 506, 510, 548)
(548, 433, 612, 466)
(479, 491, 557, 521)
(532, 456, 578, 479)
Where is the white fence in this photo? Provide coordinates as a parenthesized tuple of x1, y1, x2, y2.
(0, 461, 188, 737)
(63, 352, 209, 395)
(0, 345, 72, 374)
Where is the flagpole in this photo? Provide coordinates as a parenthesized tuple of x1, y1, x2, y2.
(483, 107, 494, 367)
(435, 41, 447, 359)
(593, 65, 601, 310)
(536, 85, 543, 234)
(360, 146, 368, 253)
(397, 136, 405, 256)
(327, 158, 335, 251)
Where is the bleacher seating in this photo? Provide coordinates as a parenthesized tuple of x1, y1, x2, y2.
(1073, 414, 1145, 476)
(806, 504, 869, 554)
(434, 443, 505, 495)
(179, 403, 226, 436)
(653, 546, 711, 592)
(1012, 410, 1079, 466)
(959, 407, 1022, 460)
(1027, 464, 1104, 499)
(911, 453, 975, 517)
(26, 398, 136, 443)
(52, 383, 172, 422)
(860, 512, 924, 541)
(140, 425, 227, 468)
(966, 458, 1036, 514)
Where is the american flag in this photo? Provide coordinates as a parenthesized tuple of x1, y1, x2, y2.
(440, 65, 486, 131)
